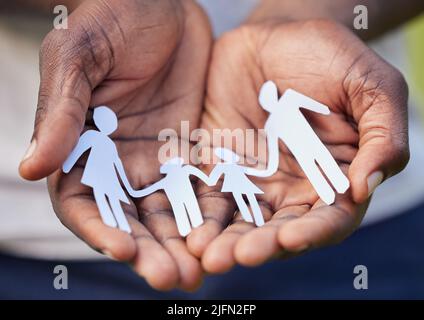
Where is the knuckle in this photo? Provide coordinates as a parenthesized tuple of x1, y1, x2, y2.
(390, 67, 409, 97)
(72, 22, 113, 70)
(40, 29, 68, 58)
(40, 21, 111, 83)
(40, 29, 80, 75)
(345, 56, 409, 121)
(36, 29, 96, 132)
(40, 29, 82, 67)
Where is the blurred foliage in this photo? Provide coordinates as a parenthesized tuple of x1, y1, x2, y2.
(406, 15, 424, 121)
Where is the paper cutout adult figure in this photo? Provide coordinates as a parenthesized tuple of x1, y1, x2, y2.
(63, 106, 135, 233)
(130, 157, 211, 237)
(258, 81, 350, 205)
(208, 148, 271, 227)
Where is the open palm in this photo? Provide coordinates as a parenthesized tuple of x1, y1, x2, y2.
(20, 0, 211, 291)
(187, 20, 409, 273)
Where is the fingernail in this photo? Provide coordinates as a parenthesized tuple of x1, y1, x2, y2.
(367, 171, 384, 197)
(22, 139, 37, 162)
(103, 250, 116, 261)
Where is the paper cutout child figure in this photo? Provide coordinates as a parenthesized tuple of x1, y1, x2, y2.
(130, 157, 211, 237)
(63, 106, 135, 233)
(258, 81, 350, 205)
(208, 148, 270, 227)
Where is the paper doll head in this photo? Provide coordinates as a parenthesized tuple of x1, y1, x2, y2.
(215, 148, 240, 164)
(93, 106, 118, 135)
(160, 157, 184, 174)
(259, 80, 279, 113)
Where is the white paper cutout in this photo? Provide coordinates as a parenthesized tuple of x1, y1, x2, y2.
(63, 83, 350, 237)
(258, 81, 350, 205)
(130, 157, 212, 237)
(208, 148, 272, 226)
(63, 106, 133, 233)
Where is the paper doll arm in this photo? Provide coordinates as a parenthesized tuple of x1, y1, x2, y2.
(114, 158, 136, 195)
(114, 155, 163, 198)
(184, 166, 214, 186)
(245, 134, 279, 177)
(285, 89, 330, 115)
(131, 181, 164, 198)
(207, 166, 224, 186)
(63, 131, 93, 173)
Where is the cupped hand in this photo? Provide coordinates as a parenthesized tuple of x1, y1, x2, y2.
(187, 20, 409, 273)
(19, 0, 212, 291)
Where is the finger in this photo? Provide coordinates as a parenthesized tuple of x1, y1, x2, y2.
(136, 193, 203, 292)
(346, 55, 410, 203)
(278, 195, 369, 252)
(128, 215, 180, 291)
(234, 205, 307, 267)
(49, 170, 137, 261)
(202, 221, 252, 274)
(202, 209, 260, 274)
(51, 169, 180, 291)
(19, 14, 112, 181)
(186, 182, 236, 258)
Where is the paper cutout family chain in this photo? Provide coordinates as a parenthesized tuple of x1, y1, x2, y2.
(63, 81, 350, 236)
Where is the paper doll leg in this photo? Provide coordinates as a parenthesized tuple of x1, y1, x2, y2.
(109, 197, 131, 233)
(246, 194, 265, 227)
(315, 150, 350, 194)
(93, 190, 117, 228)
(299, 160, 336, 205)
(169, 200, 192, 237)
(184, 198, 204, 229)
(232, 193, 254, 223)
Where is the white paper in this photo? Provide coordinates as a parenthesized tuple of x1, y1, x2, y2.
(258, 81, 350, 205)
(63, 106, 132, 233)
(63, 82, 351, 238)
(208, 148, 266, 226)
(130, 157, 211, 237)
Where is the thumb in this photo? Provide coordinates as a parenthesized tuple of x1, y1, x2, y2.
(19, 24, 111, 180)
(348, 65, 410, 203)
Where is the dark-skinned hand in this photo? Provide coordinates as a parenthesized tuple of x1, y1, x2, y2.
(186, 20, 409, 273)
(19, 0, 212, 291)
